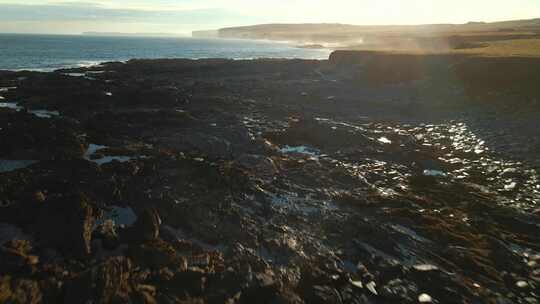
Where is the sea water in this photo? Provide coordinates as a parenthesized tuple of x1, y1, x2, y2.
(0, 34, 330, 71)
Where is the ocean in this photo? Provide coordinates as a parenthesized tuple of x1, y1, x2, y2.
(0, 34, 330, 71)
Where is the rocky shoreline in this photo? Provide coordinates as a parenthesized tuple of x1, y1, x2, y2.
(1, 52, 539, 303)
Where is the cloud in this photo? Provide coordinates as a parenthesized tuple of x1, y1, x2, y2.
(0, 0, 538, 34)
(0, 2, 258, 24)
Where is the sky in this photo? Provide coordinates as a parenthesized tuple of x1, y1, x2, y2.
(0, 0, 539, 35)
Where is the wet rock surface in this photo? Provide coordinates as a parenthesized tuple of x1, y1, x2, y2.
(1, 55, 540, 303)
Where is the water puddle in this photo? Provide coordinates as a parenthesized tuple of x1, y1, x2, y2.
(504, 182, 517, 192)
(314, 117, 368, 132)
(376, 187, 399, 197)
(62, 71, 102, 80)
(0, 87, 16, 92)
(86, 70, 106, 75)
(391, 224, 431, 243)
(0, 160, 38, 173)
(63, 73, 86, 77)
(357, 241, 400, 262)
(162, 225, 226, 252)
(84, 143, 146, 165)
(0, 102, 22, 110)
(93, 156, 134, 165)
(423, 169, 446, 177)
(378, 137, 392, 144)
(271, 193, 337, 215)
(253, 184, 338, 217)
(0, 102, 60, 118)
(0, 223, 31, 245)
(84, 144, 107, 158)
(280, 145, 320, 157)
(413, 264, 439, 271)
(416, 122, 539, 209)
(103, 206, 138, 227)
(31, 110, 60, 118)
(310, 118, 538, 209)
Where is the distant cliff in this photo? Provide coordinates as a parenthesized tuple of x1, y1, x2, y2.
(217, 24, 361, 42)
(192, 18, 540, 44)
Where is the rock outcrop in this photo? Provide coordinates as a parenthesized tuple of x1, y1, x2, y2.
(0, 56, 539, 303)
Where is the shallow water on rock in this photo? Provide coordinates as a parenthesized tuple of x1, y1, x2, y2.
(105, 206, 138, 227)
(0, 223, 31, 245)
(0, 102, 61, 118)
(31, 109, 60, 118)
(390, 224, 431, 243)
(93, 156, 134, 165)
(378, 137, 392, 144)
(247, 115, 540, 293)
(310, 118, 539, 210)
(423, 169, 446, 177)
(83, 144, 147, 165)
(280, 145, 320, 157)
(62, 73, 86, 77)
(0, 160, 38, 173)
(83, 144, 107, 158)
(269, 191, 338, 216)
(0, 102, 22, 110)
(163, 225, 226, 253)
(0, 87, 16, 92)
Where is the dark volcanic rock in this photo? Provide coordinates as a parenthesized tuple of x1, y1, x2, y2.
(126, 208, 162, 243)
(34, 193, 97, 257)
(65, 257, 132, 303)
(0, 111, 85, 160)
(0, 276, 42, 304)
(1, 56, 540, 304)
(94, 219, 120, 251)
(128, 238, 186, 270)
(0, 240, 39, 274)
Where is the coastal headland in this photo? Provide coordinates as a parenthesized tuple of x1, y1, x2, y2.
(194, 18, 540, 57)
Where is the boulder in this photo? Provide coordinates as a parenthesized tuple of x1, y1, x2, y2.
(167, 268, 207, 297)
(0, 240, 38, 274)
(34, 193, 97, 257)
(64, 257, 132, 304)
(127, 208, 161, 243)
(235, 154, 279, 178)
(128, 238, 186, 270)
(94, 219, 120, 251)
(0, 276, 42, 304)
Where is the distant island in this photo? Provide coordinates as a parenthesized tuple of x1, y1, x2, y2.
(83, 32, 187, 37)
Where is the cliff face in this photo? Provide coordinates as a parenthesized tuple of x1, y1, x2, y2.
(193, 19, 540, 48)
(217, 24, 370, 43)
